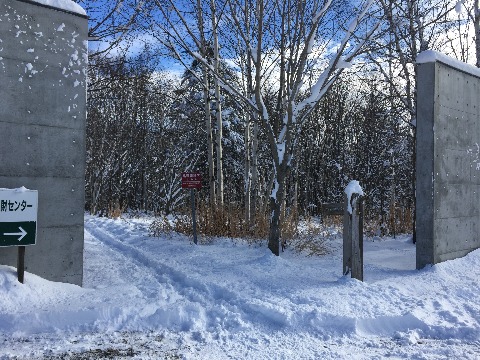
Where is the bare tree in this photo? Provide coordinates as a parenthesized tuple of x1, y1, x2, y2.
(146, 0, 378, 255)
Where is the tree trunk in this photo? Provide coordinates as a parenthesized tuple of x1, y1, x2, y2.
(268, 164, 287, 256)
(205, 79, 216, 207)
(251, 118, 260, 226)
(268, 198, 282, 256)
(197, 0, 216, 206)
(238, 5, 255, 229)
(211, 0, 224, 208)
(244, 112, 252, 225)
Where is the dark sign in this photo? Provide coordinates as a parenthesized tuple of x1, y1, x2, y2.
(182, 172, 202, 189)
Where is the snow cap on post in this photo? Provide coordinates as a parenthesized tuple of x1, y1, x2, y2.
(345, 180, 364, 214)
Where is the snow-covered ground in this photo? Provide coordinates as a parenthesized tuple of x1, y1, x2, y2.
(0, 214, 479, 359)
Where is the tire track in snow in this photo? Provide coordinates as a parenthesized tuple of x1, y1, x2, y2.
(84, 220, 281, 335)
(85, 221, 238, 304)
(84, 218, 347, 336)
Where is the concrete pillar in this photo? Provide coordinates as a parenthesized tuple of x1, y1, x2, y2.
(416, 54, 480, 269)
(0, 0, 87, 285)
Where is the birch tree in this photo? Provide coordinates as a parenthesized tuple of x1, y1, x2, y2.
(210, 0, 225, 207)
(234, 0, 378, 255)
(195, 0, 217, 206)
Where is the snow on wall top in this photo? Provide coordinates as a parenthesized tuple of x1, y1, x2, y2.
(29, 0, 86, 16)
(416, 50, 480, 78)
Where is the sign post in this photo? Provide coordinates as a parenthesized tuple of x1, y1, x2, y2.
(190, 189, 197, 245)
(181, 173, 202, 244)
(0, 188, 38, 283)
(343, 193, 364, 281)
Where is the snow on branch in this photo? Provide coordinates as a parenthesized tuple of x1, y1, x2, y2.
(312, 0, 334, 25)
(294, 0, 377, 121)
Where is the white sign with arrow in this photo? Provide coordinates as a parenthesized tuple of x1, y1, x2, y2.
(0, 188, 38, 247)
(4, 227, 28, 242)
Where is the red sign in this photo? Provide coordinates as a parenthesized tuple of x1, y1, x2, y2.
(182, 172, 202, 189)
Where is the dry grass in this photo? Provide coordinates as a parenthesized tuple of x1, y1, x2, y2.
(149, 204, 414, 256)
(388, 205, 414, 234)
(149, 215, 174, 237)
(289, 218, 330, 256)
(291, 236, 328, 256)
(107, 199, 126, 219)
(364, 206, 414, 237)
(149, 203, 273, 243)
(150, 202, 298, 242)
(149, 205, 333, 256)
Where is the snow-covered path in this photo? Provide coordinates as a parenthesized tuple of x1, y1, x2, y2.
(0, 215, 479, 359)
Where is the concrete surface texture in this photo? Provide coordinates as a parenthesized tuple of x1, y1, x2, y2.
(0, 0, 87, 285)
(416, 59, 480, 269)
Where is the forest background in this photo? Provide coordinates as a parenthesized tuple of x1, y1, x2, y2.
(79, 0, 479, 254)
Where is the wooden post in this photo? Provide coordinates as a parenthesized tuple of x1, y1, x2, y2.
(351, 194, 364, 281)
(343, 194, 352, 275)
(191, 189, 198, 245)
(343, 193, 364, 281)
(17, 246, 25, 284)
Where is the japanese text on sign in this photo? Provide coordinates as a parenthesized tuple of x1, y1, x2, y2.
(0, 188, 38, 247)
(1, 200, 33, 212)
(182, 172, 202, 189)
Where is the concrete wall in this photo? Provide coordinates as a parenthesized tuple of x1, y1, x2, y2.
(0, 0, 87, 285)
(416, 60, 480, 269)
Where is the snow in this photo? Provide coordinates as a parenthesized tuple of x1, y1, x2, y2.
(29, 0, 86, 16)
(336, 58, 352, 69)
(417, 50, 480, 78)
(306, 31, 316, 54)
(14, 186, 29, 193)
(271, 180, 279, 200)
(1, 214, 479, 359)
(455, 0, 463, 14)
(0, 186, 30, 193)
(277, 141, 285, 164)
(347, 18, 358, 34)
(345, 180, 364, 214)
